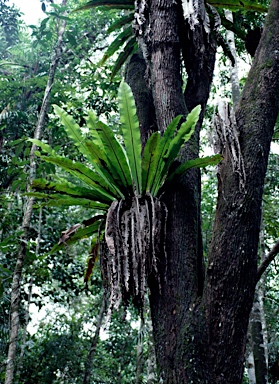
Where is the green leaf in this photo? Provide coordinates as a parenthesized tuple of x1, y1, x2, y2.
(36, 153, 118, 200)
(152, 106, 201, 196)
(53, 105, 96, 164)
(164, 154, 223, 187)
(66, 31, 77, 46)
(118, 81, 142, 194)
(95, 120, 133, 193)
(207, 0, 268, 12)
(25, 192, 109, 210)
(99, 26, 133, 66)
(50, 221, 103, 254)
(28, 138, 56, 155)
(86, 111, 104, 150)
(32, 178, 114, 205)
(73, 0, 134, 11)
(111, 37, 138, 79)
(149, 115, 182, 196)
(141, 132, 161, 194)
(85, 141, 125, 198)
(107, 13, 134, 34)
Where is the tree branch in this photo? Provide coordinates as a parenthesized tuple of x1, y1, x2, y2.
(257, 239, 279, 283)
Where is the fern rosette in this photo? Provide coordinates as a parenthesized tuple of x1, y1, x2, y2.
(28, 81, 221, 314)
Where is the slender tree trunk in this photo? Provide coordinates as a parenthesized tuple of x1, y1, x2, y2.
(83, 295, 107, 384)
(247, 350, 257, 384)
(4, 6, 68, 383)
(251, 288, 268, 384)
(250, 224, 269, 384)
(136, 317, 145, 384)
(15, 206, 43, 382)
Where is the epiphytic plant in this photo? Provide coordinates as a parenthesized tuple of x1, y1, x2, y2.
(28, 81, 221, 315)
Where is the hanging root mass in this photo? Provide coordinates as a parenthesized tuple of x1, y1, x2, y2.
(101, 195, 167, 318)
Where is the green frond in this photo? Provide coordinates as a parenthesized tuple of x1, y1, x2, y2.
(94, 120, 133, 193)
(50, 220, 103, 254)
(107, 13, 134, 34)
(32, 178, 114, 204)
(28, 138, 56, 155)
(37, 153, 119, 200)
(99, 26, 133, 66)
(141, 132, 161, 194)
(86, 111, 104, 150)
(53, 105, 97, 164)
(207, 0, 268, 12)
(111, 37, 138, 80)
(74, 0, 134, 11)
(25, 192, 109, 210)
(164, 154, 223, 188)
(152, 106, 201, 196)
(85, 141, 125, 198)
(149, 115, 183, 196)
(118, 81, 142, 194)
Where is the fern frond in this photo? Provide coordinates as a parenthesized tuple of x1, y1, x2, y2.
(28, 139, 56, 155)
(111, 37, 138, 80)
(74, 0, 134, 11)
(99, 26, 133, 66)
(107, 13, 134, 33)
(141, 132, 161, 194)
(86, 111, 104, 150)
(152, 106, 201, 196)
(50, 220, 103, 254)
(32, 178, 113, 204)
(37, 153, 119, 200)
(207, 0, 268, 12)
(25, 192, 109, 210)
(118, 81, 142, 194)
(164, 154, 223, 187)
(95, 120, 133, 193)
(53, 105, 97, 164)
(149, 115, 182, 196)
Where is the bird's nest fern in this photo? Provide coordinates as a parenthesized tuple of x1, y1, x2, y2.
(27, 81, 221, 316)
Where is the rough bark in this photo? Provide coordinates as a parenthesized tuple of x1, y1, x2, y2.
(143, 1, 217, 382)
(4, 6, 68, 383)
(205, 1, 279, 382)
(128, 0, 279, 383)
(125, 50, 157, 148)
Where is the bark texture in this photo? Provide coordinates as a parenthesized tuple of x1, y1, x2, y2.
(144, 0, 216, 382)
(128, 0, 279, 383)
(205, 1, 279, 382)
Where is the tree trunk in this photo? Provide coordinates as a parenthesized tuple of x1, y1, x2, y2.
(251, 288, 268, 384)
(145, 1, 215, 382)
(83, 295, 107, 384)
(15, 206, 43, 382)
(249, 224, 269, 384)
(204, 0, 279, 381)
(4, 6, 68, 383)
(136, 316, 145, 384)
(129, 0, 279, 382)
